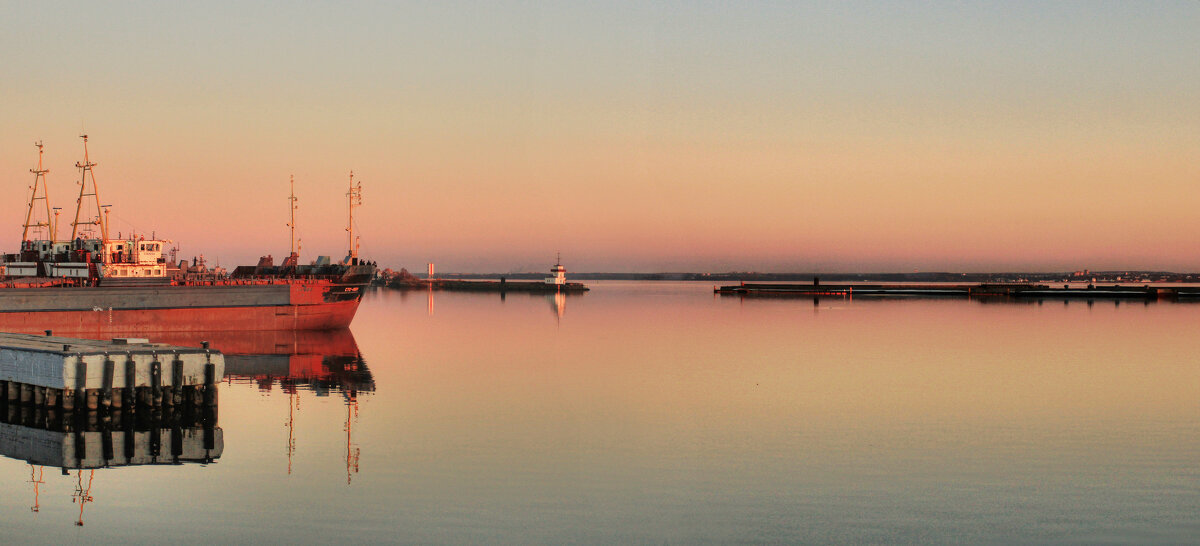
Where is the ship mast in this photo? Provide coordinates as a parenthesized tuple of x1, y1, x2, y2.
(22, 141, 54, 243)
(345, 393, 360, 484)
(73, 469, 95, 527)
(345, 171, 362, 261)
(28, 464, 44, 513)
(287, 391, 299, 475)
(288, 175, 298, 255)
(69, 135, 109, 244)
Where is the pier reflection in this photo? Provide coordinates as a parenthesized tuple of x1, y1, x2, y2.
(0, 400, 221, 526)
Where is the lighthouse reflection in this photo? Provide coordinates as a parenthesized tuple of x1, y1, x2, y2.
(549, 291, 566, 321)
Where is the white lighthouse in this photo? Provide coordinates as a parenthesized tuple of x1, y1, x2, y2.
(545, 253, 567, 285)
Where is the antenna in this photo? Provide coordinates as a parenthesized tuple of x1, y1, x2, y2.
(51, 208, 62, 242)
(287, 175, 299, 255)
(22, 141, 54, 243)
(345, 171, 362, 260)
(69, 135, 110, 244)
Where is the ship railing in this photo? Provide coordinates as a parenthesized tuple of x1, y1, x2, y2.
(175, 277, 332, 287)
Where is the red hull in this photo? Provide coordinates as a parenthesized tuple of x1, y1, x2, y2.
(0, 299, 361, 336)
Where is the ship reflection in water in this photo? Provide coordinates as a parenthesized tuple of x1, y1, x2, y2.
(148, 328, 372, 483)
(112, 328, 375, 397)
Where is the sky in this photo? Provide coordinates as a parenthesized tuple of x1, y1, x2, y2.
(1, 1, 1197, 273)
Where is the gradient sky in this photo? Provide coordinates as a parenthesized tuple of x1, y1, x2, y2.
(2, 1, 1197, 272)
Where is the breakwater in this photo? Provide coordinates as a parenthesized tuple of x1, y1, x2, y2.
(716, 282, 1200, 300)
(390, 279, 588, 293)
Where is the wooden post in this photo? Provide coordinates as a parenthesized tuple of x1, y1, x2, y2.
(123, 422, 135, 461)
(150, 359, 162, 408)
(203, 359, 217, 407)
(102, 357, 115, 410)
(73, 431, 86, 465)
(102, 430, 114, 463)
(171, 426, 184, 459)
(171, 355, 184, 406)
(74, 357, 87, 411)
(204, 421, 216, 452)
(150, 426, 161, 458)
(123, 355, 136, 410)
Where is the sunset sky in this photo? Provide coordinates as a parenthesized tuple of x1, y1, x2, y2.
(2, 2, 1197, 272)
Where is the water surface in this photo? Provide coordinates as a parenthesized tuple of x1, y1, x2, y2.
(1, 282, 1197, 543)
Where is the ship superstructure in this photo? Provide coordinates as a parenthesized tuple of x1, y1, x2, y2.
(6, 136, 173, 286)
(0, 137, 375, 332)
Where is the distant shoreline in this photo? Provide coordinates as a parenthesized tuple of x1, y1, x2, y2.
(424, 271, 1200, 283)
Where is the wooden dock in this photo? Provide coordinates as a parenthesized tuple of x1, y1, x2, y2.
(715, 282, 1200, 301)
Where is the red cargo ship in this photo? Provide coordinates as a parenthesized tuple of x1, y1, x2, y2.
(0, 137, 375, 334)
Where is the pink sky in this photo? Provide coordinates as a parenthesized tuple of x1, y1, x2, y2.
(2, 3, 1197, 272)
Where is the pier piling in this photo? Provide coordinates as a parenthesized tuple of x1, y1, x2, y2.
(102, 357, 115, 409)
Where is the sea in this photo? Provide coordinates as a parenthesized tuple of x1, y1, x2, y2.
(1, 281, 1197, 544)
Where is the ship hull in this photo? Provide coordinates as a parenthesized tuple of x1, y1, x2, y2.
(0, 282, 365, 334)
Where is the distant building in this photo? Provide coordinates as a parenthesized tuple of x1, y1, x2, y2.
(545, 254, 567, 285)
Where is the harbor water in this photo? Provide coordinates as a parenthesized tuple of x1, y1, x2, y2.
(0, 281, 1197, 543)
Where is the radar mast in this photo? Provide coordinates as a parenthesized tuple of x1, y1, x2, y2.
(22, 141, 54, 243)
(69, 135, 109, 243)
(345, 171, 362, 261)
(288, 175, 299, 256)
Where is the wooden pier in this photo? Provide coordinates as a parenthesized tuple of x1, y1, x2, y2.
(0, 333, 223, 414)
(715, 281, 1200, 301)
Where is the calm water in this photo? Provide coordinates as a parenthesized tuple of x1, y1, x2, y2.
(2, 282, 1198, 544)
